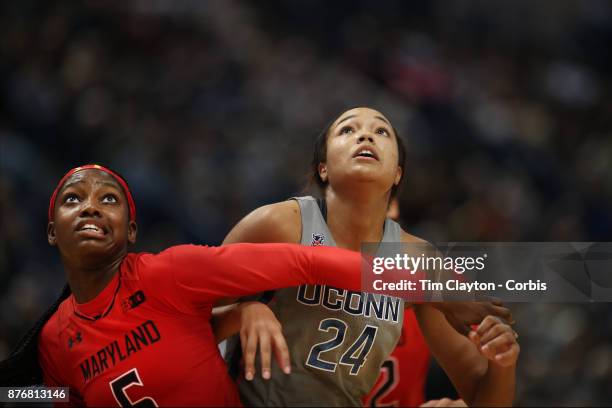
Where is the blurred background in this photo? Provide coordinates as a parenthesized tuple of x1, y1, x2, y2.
(1, 0, 611, 405)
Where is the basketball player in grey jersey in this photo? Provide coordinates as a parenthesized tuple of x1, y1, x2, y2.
(219, 108, 519, 406)
(233, 196, 405, 406)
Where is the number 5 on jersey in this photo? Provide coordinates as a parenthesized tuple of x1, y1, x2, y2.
(306, 318, 378, 375)
(110, 368, 159, 407)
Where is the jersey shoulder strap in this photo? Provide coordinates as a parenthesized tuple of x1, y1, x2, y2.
(292, 196, 336, 247)
(382, 217, 402, 242)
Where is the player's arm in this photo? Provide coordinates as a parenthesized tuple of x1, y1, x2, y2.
(212, 301, 290, 380)
(210, 201, 300, 377)
(223, 200, 301, 245)
(400, 231, 514, 334)
(145, 236, 366, 311)
(175, 241, 366, 378)
(171, 242, 365, 303)
(211, 304, 241, 342)
(212, 302, 290, 380)
(415, 305, 518, 407)
(213, 200, 301, 307)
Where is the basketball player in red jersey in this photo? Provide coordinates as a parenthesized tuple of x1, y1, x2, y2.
(2, 164, 386, 406)
(363, 308, 431, 407)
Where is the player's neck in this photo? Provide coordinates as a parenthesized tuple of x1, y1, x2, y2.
(325, 188, 389, 251)
(63, 255, 124, 303)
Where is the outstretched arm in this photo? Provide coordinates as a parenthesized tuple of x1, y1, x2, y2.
(144, 199, 353, 310)
(148, 242, 366, 309)
(415, 305, 518, 407)
(399, 231, 514, 334)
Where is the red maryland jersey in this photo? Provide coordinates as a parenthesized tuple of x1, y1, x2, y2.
(38, 243, 365, 407)
(363, 308, 430, 407)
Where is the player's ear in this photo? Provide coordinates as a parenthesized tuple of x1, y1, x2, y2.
(318, 163, 328, 183)
(128, 221, 138, 244)
(47, 222, 57, 246)
(394, 166, 402, 186)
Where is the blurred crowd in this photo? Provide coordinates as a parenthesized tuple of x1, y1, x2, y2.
(1, 0, 611, 405)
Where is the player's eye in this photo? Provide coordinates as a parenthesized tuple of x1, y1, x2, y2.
(64, 193, 79, 203)
(376, 128, 389, 136)
(102, 194, 118, 204)
(339, 126, 354, 135)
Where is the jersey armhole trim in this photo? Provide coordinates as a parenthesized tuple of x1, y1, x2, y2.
(289, 198, 304, 244)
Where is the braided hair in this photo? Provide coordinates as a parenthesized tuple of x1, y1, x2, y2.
(0, 285, 71, 385)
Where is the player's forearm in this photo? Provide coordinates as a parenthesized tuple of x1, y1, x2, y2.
(215, 243, 364, 293)
(211, 304, 241, 343)
(228, 243, 365, 291)
(470, 362, 516, 407)
(307, 245, 364, 290)
(413, 305, 515, 407)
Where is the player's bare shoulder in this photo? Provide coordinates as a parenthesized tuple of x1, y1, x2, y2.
(223, 200, 301, 244)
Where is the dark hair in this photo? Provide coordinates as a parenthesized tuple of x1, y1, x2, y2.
(310, 114, 407, 199)
(0, 285, 71, 385)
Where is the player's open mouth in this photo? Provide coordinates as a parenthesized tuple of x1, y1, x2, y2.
(353, 147, 379, 161)
(76, 222, 107, 237)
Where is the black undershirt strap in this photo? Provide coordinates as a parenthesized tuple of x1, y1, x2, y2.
(73, 278, 122, 322)
(316, 197, 327, 222)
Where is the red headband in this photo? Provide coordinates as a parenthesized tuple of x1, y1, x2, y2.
(48, 164, 136, 222)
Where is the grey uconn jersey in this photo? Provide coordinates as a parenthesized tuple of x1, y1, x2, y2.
(237, 196, 404, 407)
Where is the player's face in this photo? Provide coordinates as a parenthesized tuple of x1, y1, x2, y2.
(321, 107, 402, 193)
(47, 169, 137, 265)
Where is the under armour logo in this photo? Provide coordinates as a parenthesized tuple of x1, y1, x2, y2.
(68, 332, 83, 349)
